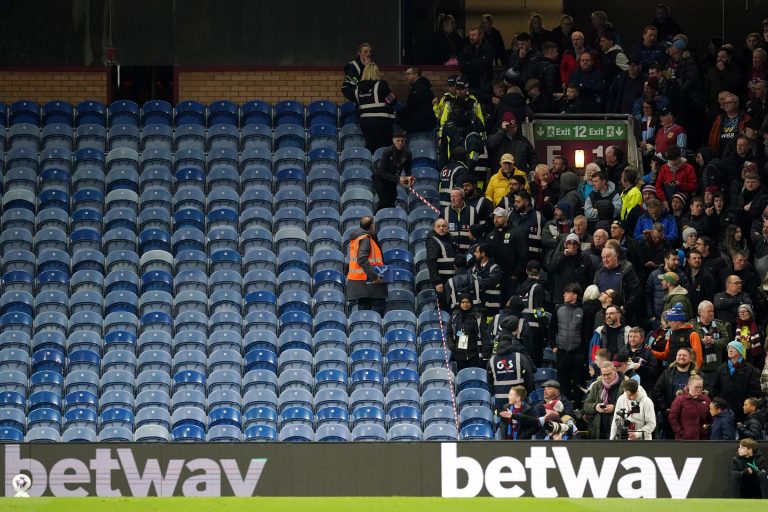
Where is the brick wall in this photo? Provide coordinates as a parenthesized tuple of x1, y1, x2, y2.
(0, 69, 109, 104)
(176, 67, 459, 104)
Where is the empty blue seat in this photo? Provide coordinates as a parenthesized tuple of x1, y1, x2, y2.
(274, 124, 305, 150)
(316, 423, 350, 442)
(456, 367, 489, 392)
(277, 330, 312, 354)
(308, 189, 341, 212)
(457, 388, 492, 411)
(274, 100, 304, 126)
(175, 101, 206, 127)
(458, 405, 494, 430)
(306, 101, 337, 127)
(421, 367, 455, 391)
(420, 348, 451, 371)
(424, 423, 458, 441)
(10, 100, 40, 126)
(109, 100, 139, 127)
(315, 368, 347, 390)
(311, 248, 344, 274)
(339, 102, 358, 127)
(240, 125, 272, 151)
(350, 348, 383, 373)
(141, 100, 173, 126)
(208, 100, 238, 127)
(351, 422, 386, 441)
(278, 424, 314, 442)
(387, 423, 423, 441)
(351, 406, 385, 428)
(76, 101, 106, 127)
(0, 427, 25, 442)
(349, 369, 384, 392)
(459, 423, 494, 440)
(98, 427, 134, 442)
(313, 329, 347, 353)
(423, 405, 457, 427)
(241, 100, 272, 126)
(308, 124, 338, 151)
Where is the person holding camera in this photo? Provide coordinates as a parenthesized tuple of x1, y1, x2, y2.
(583, 360, 626, 439)
(610, 378, 656, 439)
(668, 374, 712, 440)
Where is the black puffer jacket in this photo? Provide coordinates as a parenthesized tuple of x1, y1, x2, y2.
(397, 76, 436, 133)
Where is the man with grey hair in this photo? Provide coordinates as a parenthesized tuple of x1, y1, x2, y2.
(707, 91, 751, 158)
(692, 299, 730, 390)
(747, 48, 768, 101)
(594, 246, 643, 323)
(584, 360, 626, 439)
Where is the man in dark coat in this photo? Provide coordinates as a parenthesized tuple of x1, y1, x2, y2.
(372, 126, 412, 211)
(488, 315, 536, 409)
(345, 216, 387, 314)
(342, 43, 372, 102)
(397, 67, 436, 134)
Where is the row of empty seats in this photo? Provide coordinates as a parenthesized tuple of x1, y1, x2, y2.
(0, 99, 360, 129)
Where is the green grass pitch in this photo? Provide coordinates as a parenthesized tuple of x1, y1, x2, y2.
(0, 497, 765, 512)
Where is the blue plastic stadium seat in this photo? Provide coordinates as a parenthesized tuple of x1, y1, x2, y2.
(241, 100, 272, 127)
(109, 100, 140, 127)
(175, 100, 206, 127)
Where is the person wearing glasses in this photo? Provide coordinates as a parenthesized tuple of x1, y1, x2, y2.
(714, 275, 754, 326)
(668, 375, 711, 440)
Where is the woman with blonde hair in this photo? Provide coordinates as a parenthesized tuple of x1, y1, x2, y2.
(355, 62, 399, 152)
(529, 12, 551, 51)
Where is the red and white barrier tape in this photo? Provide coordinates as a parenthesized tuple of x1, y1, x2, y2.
(434, 299, 460, 438)
(407, 186, 441, 215)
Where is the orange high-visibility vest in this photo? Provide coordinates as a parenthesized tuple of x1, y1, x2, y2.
(347, 234, 384, 281)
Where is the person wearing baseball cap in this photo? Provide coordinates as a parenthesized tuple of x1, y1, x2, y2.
(433, 75, 459, 120)
(654, 105, 687, 156)
(485, 151, 530, 207)
(658, 271, 692, 319)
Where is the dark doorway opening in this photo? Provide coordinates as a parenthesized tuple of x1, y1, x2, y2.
(110, 65, 173, 104)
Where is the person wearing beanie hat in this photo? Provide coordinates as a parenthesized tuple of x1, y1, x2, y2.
(651, 303, 703, 368)
(734, 303, 765, 368)
(670, 192, 687, 219)
(654, 145, 697, 209)
(712, 338, 762, 423)
(541, 201, 575, 256)
(488, 314, 535, 409)
(448, 292, 489, 372)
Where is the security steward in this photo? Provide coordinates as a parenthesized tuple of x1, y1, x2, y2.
(442, 187, 478, 254)
(426, 218, 456, 306)
(355, 63, 399, 152)
(486, 207, 527, 299)
(472, 242, 503, 319)
(448, 293, 489, 372)
(489, 315, 536, 410)
(342, 42, 372, 102)
(346, 216, 387, 314)
(439, 146, 472, 208)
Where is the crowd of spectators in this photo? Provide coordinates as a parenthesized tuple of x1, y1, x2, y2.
(413, 5, 768, 442)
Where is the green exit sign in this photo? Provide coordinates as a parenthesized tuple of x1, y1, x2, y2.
(534, 121, 627, 140)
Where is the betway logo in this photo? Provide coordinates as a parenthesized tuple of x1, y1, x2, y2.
(441, 444, 701, 498)
(4, 446, 267, 497)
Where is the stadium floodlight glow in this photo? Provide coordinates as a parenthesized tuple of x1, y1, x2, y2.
(574, 149, 585, 169)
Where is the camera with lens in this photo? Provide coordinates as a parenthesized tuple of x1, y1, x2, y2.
(614, 401, 640, 439)
(544, 416, 578, 438)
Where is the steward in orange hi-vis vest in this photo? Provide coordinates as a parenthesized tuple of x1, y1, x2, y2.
(346, 218, 387, 313)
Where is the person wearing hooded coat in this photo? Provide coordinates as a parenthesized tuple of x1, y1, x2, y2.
(488, 315, 536, 410)
(713, 340, 763, 422)
(448, 293, 489, 372)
